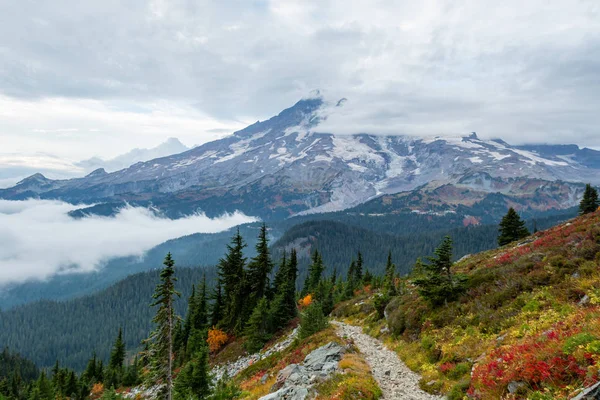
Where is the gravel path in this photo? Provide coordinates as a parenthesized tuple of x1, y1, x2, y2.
(334, 321, 444, 400)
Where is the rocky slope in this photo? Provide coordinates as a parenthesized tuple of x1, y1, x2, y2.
(2, 94, 600, 219)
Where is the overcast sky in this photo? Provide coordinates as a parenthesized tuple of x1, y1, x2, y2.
(1, 0, 599, 167)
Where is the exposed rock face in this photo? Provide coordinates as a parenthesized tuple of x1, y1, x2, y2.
(259, 341, 345, 400)
(572, 381, 600, 400)
(212, 327, 299, 383)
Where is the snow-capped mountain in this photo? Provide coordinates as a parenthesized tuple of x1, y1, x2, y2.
(76, 137, 189, 173)
(2, 95, 599, 219)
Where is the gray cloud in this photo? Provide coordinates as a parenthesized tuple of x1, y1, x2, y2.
(0, 0, 599, 157)
(0, 199, 257, 285)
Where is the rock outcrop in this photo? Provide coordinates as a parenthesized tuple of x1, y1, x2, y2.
(259, 342, 345, 400)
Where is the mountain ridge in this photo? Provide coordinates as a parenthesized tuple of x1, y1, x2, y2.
(2, 96, 600, 219)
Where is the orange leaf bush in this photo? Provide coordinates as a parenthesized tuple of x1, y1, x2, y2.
(299, 294, 313, 308)
(90, 383, 104, 399)
(207, 327, 229, 353)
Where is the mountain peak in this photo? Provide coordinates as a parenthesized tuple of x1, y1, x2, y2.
(17, 173, 49, 185)
(85, 168, 107, 178)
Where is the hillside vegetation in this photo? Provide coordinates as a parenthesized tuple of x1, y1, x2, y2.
(348, 210, 600, 399)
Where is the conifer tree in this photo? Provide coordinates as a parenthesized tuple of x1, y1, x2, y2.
(579, 184, 599, 215)
(122, 357, 141, 388)
(108, 328, 126, 372)
(106, 328, 126, 388)
(209, 280, 224, 328)
(182, 284, 196, 347)
(498, 208, 530, 246)
(302, 250, 324, 295)
(193, 275, 208, 331)
(272, 251, 287, 293)
(284, 249, 299, 318)
(244, 297, 271, 353)
(384, 250, 397, 296)
(344, 260, 357, 299)
(355, 251, 364, 282)
(217, 229, 247, 332)
(246, 224, 273, 303)
(413, 236, 466, 306)
(269, 249, 298, 330)
(173, 344, 211, 400)
(145, 253, 181, 400)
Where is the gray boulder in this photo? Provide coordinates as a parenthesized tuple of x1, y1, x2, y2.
(259, 386, 309, 400)
(303, 342, 344, 371)
(572, 381, 600, 399)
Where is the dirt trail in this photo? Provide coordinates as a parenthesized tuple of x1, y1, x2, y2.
(334, 321, 444, 400)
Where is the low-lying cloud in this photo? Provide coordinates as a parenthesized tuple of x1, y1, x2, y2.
(0, 199, 258, 285)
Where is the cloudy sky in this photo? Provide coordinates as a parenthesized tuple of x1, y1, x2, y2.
(1, 0, 599, 172)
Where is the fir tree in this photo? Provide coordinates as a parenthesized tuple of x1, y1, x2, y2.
(108, 328, 126, 372)
(173, 344, 211, 400)
(145, 253, 181, 400)
(193, 275, 208, 331)
(272, 251, 287, 294)
(384, 251, 397, 296)
(579, 184, 599, 215)
(498, 208, 530, 246)
(285, 249, 299, 319)
(244, 297, 271, 353)
(344, 260, 357, 299)
(122, 357, 141, 388)
(182, 284, 197, 348)
(354, 251, 364, 282)
(217, 230, 247, 332)
(413, 236, 467, 306)
(298, 301, 328, 340)
(302, 250, 324, 295)
(106, 328, 126, 388)
(246, 224, 273, 303)
(209, 280, 224, 328)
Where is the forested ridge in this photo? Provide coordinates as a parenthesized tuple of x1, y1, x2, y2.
(0, 211, 574, 372)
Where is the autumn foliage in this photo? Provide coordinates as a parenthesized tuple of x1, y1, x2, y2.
(299, 294, 313, 308)
(207, 327, 229, 353)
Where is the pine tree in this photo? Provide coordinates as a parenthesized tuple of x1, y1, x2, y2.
(413, 236, 467, 306)
(209, 280, 224, 328)
(269, 249, 298, 330)
(217, 229, 247, 332)
(355, 251, 364, 283)
(193, 275, 208, 331)
(244, 297, 271, 353)
(344, 260, 357, 299)
(145, 253, 181, 400)
(272, 251, 287, 294)
(384, 251, 397, 296)
(83, 353, 99, 384)
(302, 250, 324, 295)
(285, 249, 299, 319)
(579, 184, 599, 215)
(298, 301, 328, 340)
(108, 328, 126, 372)
(106, 328, 126, 388)
(182, 284, 197, 348)
(122, 357, 141, 388)
(246, 224, 273, 303)
(498, 208, 530, 246)
(173, 344, 211, 400)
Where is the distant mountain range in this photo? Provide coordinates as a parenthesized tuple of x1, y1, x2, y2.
(2, 94, 599, 220)
(75, 137, 189, 173)
(0, 138, 190, 188)
(1, 94, 599, 311)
